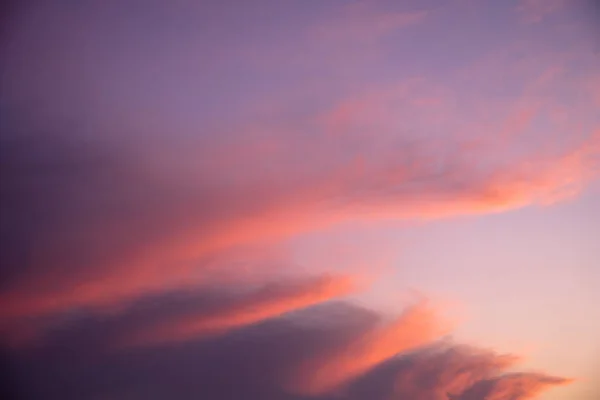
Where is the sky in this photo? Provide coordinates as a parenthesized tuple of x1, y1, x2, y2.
(0, 1, 599, 399)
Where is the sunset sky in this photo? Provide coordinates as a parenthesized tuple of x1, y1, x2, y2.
(1, 1, 599, 399)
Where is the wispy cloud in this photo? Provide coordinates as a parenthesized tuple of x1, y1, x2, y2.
(458, 372, 573, 399)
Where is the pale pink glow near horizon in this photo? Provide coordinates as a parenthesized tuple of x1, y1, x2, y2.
(0, 1, 599, 399)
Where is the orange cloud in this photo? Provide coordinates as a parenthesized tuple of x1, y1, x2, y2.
(289, 301, 452, 395)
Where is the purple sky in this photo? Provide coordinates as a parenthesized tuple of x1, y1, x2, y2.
(1, 1, 599, 399)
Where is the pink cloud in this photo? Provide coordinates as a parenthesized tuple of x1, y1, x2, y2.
(0, 3, 593, 399)
(1, 10, 599, 326)
(1, 80, 598, 322)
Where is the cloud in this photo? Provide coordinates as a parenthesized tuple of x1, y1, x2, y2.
(1, 0, 599, 324)
(0, 2, 593, 399)
(289, 301, 452, 395)
(121, 274, 360, 346)
(388, 346, 522, 399)
(2, 298, 571, 400)
(387, 346, 571, 400)
(457, 373, 573, 400)
(344, 343, 572, 400)
(1, 81, 599, 322)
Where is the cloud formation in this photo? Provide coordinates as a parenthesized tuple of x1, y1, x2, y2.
(290, 301, 451, 395)
(458, 373, 573, 400)
(2, 298, 571, 400)
(1, 87, 598, 323)
(0, 1, 597, 399)
(122, 274, 360, 346)
(2, 2, 599, 318)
